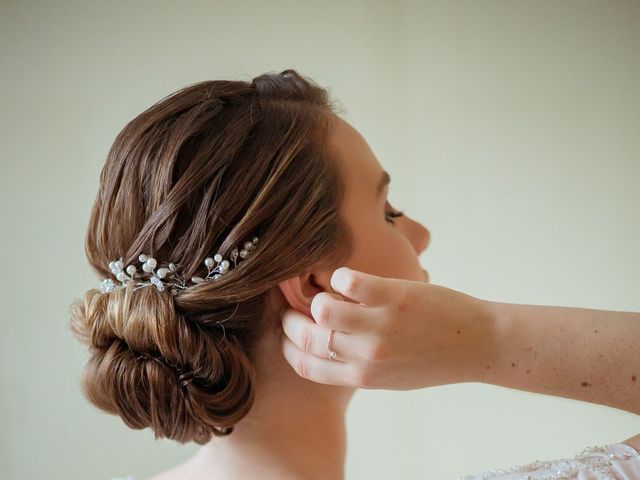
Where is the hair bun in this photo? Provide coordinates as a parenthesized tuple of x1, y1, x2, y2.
(69, 284, 255, 444)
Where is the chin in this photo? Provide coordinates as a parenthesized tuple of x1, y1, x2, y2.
(421, 268, 429, 282)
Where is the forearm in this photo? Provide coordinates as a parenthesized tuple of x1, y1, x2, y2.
(476, 301, 640, 415)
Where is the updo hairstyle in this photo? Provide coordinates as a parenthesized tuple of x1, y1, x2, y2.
(69, 69, 354, 444)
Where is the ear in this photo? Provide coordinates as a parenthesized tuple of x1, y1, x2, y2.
(277, 272, 324, 317)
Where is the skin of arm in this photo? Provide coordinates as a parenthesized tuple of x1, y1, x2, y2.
(476, 301, 640, 448)
(623, 433, 640, 452)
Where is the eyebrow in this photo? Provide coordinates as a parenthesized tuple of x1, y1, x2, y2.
(376, 170, 391, 197)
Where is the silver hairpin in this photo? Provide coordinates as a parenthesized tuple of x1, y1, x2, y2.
(99, 236, 259, 294)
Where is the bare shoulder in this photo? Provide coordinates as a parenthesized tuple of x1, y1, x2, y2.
(621, 433, 640, 453)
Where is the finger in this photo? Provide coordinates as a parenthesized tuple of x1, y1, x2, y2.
(310, 291, 378, 334)
(331, 267, 399, 307)
(280, 329, 361, 387)
(281, 308, 358, 362)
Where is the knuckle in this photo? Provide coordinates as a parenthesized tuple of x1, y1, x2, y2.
(365, 341, 386, 362)
(315, 302, 331, 326)
(298, 327, 315, 353)
(353, 367, 372, 388)
(311, 293, 332, 326)
(397, 286, 414, 313)
(340, 272, 359, 297)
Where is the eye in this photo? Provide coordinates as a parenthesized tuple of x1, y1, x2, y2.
(385, 204, 405, 224)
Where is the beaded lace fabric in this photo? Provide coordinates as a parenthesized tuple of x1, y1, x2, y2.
(459, 443, 640, 480)
(109, 443, 640, 480)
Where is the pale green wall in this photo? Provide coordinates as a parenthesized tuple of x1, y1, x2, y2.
(1, 1, 638, 479)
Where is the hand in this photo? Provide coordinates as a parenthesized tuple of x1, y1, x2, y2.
(280, 267, 498, 390)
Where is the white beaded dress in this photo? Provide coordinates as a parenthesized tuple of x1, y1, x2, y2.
(459, 443, 640, 480)
(108, 442, 640, 480)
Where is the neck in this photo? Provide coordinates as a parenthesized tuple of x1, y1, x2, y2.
(188, 321, 356, 479)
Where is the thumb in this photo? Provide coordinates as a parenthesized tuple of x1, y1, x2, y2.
(330, 267, 397, 306)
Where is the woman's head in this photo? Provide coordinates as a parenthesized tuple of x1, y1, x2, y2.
(277, 114, 431, 317)
(324, 115, 430, 283)
(69, 68, 430, 446)
(69, 69, 355, 444)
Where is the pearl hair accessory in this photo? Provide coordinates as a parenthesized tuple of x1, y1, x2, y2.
(99, 236, 259, 295)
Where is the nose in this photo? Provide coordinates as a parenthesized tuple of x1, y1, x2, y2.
(405, 218, 430, 255)
(417, 224, 430, 254)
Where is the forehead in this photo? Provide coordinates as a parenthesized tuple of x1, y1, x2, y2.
(325, 115, 384, 199)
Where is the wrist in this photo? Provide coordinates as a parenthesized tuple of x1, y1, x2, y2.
(468, 299, 512, 384)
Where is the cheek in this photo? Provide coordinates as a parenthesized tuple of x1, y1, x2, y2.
(348, 223, 423, 281)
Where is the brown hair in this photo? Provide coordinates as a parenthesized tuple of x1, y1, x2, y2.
(69, 69, 354, 444)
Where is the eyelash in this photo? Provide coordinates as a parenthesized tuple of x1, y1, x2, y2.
(385, 207, 405, 224)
